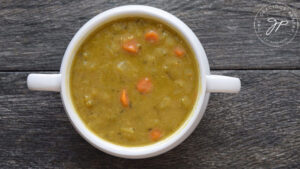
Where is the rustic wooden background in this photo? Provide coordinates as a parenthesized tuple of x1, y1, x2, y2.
(0, 0, 299, 168)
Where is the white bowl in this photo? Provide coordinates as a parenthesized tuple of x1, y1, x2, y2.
(27, 5, 240, 159)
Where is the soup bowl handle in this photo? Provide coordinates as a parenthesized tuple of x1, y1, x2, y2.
(206, 75, 241, 93)
(27, 74, 61, 92)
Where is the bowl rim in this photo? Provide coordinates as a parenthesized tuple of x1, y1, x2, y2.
(60, 5, 211, 159)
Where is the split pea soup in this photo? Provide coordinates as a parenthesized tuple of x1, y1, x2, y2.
(70, 18, 199, 146)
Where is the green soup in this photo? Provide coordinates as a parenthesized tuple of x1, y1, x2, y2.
(70, 18, 199, 146)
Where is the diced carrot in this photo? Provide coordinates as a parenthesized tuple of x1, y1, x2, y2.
(145, 30, 159, 43)
(150, 129, 162, 141)
(120, 89, 129, 107)
(122, 39, 139, 53)
(136, 77, 153, 94)
(174, 47, 185, 58)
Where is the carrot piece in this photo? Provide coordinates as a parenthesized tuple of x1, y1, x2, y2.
(145, 30, 159, 43)
(174, 47, 185, 58)
(120, 89, 129, 107)
(136, 77, 153, 94)
(122, 39, 139, 53)
(150, 129, 162, 141)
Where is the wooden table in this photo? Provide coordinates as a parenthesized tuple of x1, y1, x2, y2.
(1, 0, 299, 168)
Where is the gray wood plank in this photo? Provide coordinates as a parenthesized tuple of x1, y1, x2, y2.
(0, 0, 299, 71)
(0, 70, 299, 168)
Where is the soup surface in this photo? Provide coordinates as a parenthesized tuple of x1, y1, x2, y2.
(70, 18, 199, 146)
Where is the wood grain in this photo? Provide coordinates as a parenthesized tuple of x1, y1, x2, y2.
(1, 0, 299, 168)
(0, 0, 299, 71)
(0, 71, 299, 168)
